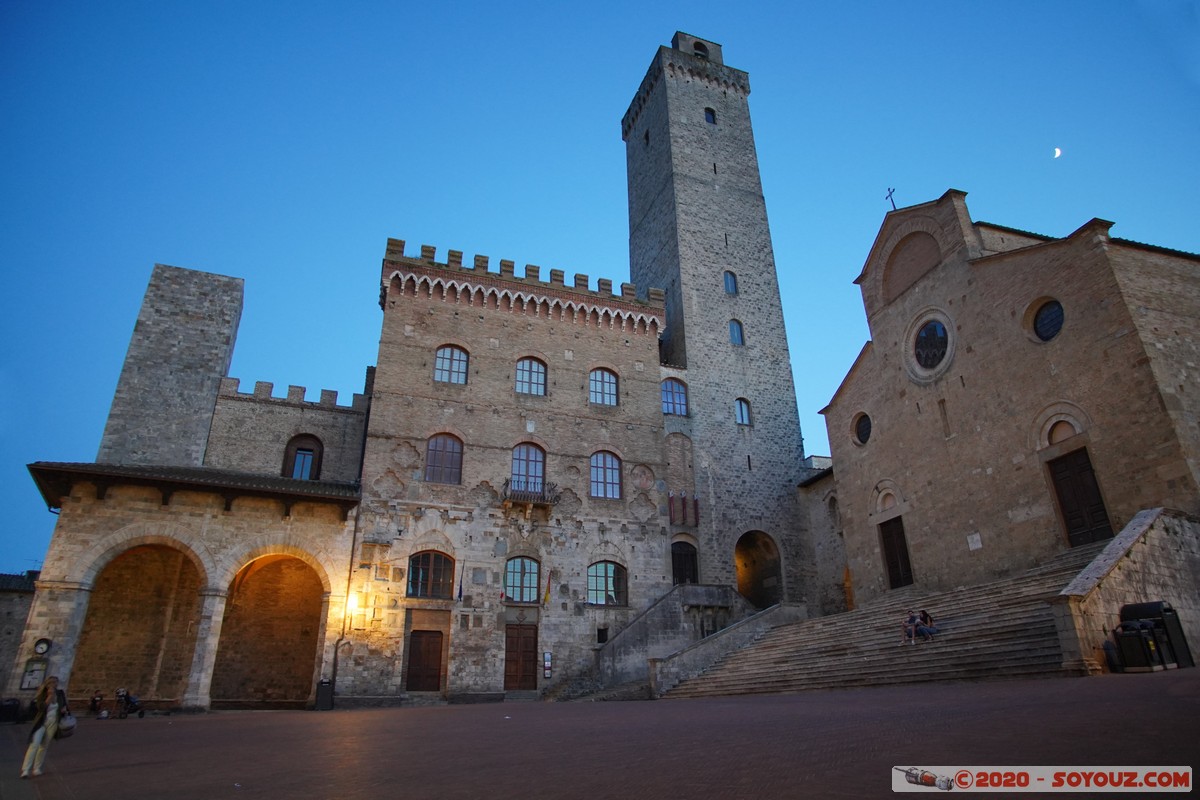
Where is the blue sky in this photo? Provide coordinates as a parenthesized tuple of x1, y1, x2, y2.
(2, 1, 1198, 574)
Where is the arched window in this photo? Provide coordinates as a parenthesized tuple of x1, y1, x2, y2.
(589, 368, 618, 406)
(283, 434, 323, 480)
(504, 557, 540, 603)
(672, 542, 699, 585)
(735, 398, 752, 426)
(729, 319, 744, 346)
(723, 271, 738, 295)
(434, 345, 469, 384)
(661, 378, 688, 416)
(407, 551, 454, 598)
(693, 42, 709, 60)
(587, 561, 627, 606)
(424, 434, 463, 484)
(704, 107, 717, 125)
(590, 451, 622, 499)
(511, 443, 545, 494)
(515, 357, 547, 395)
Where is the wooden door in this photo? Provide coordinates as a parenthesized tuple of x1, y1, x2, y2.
(1049, 448, 1113, 546)
(671, 541, 699, 585)
(406, 630, 443, 691)
(879, 517, 914, 589)
(504, 624, 538, 691)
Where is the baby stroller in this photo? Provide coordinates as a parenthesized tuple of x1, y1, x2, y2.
(115, 688, 144, 719)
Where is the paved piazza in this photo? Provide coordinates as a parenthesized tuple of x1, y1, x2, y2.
(3, 671, 1197, 799)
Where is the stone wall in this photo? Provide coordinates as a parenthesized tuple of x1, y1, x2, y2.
(796, 470, 849, 616)
(339, 243, 675, 698)
(206, 378, 370, 482)
(1054, 508, 1200, 672)
(624, 35, 810, 607)
(0, 575, 36, 696)
(5, 481, 352, 707)
(1109, 244, 1200, 508)
(98, 265, 243, 467)
(648, 603, 807, 696)
(595, 583, 757, 687)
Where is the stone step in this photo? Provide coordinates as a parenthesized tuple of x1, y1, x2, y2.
(661, 546, 1103, 699)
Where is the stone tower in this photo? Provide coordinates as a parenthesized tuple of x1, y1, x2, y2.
(98, 264, 243, 466)
(623, 33, 808, 605)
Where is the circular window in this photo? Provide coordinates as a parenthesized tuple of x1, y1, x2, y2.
(914, 320, 948, 369)
(1033, 300, 1064, 341)
(853, 413, 872, 445)
(903, 307, 955, 385)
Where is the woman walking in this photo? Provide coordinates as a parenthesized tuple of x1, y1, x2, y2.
(21, 675, 70, 778)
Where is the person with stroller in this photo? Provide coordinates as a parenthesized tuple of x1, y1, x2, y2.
(20, 675, 70, 779)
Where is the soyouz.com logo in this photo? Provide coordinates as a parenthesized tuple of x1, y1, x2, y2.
(892, 765, 1192, 792)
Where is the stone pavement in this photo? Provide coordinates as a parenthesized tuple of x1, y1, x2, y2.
(2, 670, 1197, 800)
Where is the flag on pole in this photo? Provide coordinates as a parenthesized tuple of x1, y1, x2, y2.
(542, 569, 552, 606)
(457, 564, 464, 602)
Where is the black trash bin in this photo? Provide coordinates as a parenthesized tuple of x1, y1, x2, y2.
(0, 698, 19, 724)
(1114, 621, 1164, 672)
(1119, 601, 1194, 669)
(315, 679, 334, 711)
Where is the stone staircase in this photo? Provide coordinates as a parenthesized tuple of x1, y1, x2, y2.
(664, 543, 1107, 699)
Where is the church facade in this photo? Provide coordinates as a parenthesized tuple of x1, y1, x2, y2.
(823, 189, 1200, 604)
(13, 33, 834, 708)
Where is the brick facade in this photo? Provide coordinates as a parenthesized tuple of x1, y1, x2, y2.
(823, 190, 1200, 604)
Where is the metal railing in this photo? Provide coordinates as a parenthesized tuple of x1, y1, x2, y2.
(501, 478, 561, 506)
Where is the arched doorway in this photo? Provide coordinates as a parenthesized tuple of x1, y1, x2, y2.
(734, 531, 782, 608)
(210, 555, 324, 709)
(72, 544, 203, 709)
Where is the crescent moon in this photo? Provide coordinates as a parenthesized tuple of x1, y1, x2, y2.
(1053, 147, 1062, 158)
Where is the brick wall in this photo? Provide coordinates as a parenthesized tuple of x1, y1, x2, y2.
(69, 545, 203, 707)
(210, 556, 324, 704)
(825, 193, 1199, 604)
(1109, 244, 1200, 506)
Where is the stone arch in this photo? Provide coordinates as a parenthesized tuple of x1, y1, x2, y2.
(869, 479, 909, 522)
(69, 522, 214, 590)
(1031, 401, 1093, 451)
(71, 536, 210, 708)
(825, 492, 842, 531)
(734, 531, 782, 608)
(405, 527, 456, 557)
(589, 539, 628, 567)
(863, 214, 948, 313)
(212, 538, 334, 595)
(210, 552, 327, 709)
(883, 231, 941, 303)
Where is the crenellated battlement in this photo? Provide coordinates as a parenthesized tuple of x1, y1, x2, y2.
(622, 44, 750, 140)
(380, 238, 666, 335)
(218, 378, 370, 412)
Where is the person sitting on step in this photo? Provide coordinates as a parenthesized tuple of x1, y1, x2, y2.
(916, 610, 939, 642)
(900, 610, 919, 645)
